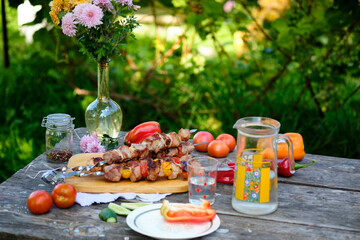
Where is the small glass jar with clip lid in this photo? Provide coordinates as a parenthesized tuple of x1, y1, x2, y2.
(41, 113, 75, 163)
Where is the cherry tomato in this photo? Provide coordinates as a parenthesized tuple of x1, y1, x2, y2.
(207, 140, 230, 158)
(27, 190, 53, 214)
(193, 131, 214, 152)
(216, 134, 236, 152)
(51, 183, 77, 209)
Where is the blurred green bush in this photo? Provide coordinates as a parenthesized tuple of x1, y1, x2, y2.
(1, 0, 359, 182)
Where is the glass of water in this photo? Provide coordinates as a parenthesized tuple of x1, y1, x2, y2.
(187, 156, 218, 205)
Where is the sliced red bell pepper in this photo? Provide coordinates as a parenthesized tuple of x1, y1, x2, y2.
(124, 121, 161, 145)
(160, 200, 216, 223)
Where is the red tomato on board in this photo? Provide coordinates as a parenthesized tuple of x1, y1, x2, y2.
(216, 134, 236, 152)
(208, 140, 230, 158)
(193, 131, 214, 152)
(27, 190, 53, 214)
(51, 183, 77, 209)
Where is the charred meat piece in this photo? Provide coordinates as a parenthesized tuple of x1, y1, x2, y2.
(154, 142, 195, 158)
(178, 128, 191, 141)
(146, 158, 161, 181)
(128, 160, 142, 182)
(104, 164, 122, 182)
(129, 143, 151, 159)
(168, 158, 183, 180)
(103, 145, 131, 164)
(86, 157, 104, 172)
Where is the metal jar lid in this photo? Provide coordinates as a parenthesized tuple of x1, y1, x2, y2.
(41, 113, 75, 130)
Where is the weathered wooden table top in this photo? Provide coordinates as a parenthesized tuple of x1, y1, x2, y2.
(0, 128, 359, 239)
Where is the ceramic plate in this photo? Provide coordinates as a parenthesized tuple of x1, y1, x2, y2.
(126, 203, 220, 240)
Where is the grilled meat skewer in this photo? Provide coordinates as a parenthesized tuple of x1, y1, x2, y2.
(103, 156, 186, 182)
(103, 129, 193, 165)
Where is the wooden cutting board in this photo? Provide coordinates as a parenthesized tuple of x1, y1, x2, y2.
(65, 153, 189, 193)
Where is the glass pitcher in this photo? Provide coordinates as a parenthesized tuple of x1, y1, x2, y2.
(232, 117, 295, 215)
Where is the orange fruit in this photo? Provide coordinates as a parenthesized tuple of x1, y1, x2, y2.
(277, 133, 305, 161)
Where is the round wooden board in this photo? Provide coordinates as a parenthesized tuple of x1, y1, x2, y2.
(66, 153, 189, 193)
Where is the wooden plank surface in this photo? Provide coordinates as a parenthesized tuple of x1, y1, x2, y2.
(65, 153, 188, 193)
(0, 172, 359, 239)
(278, 153, 360, 192)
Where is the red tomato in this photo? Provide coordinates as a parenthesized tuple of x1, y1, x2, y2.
(216, 134, 236, 152)
(208, 140, 229, 158)
(27, 190, 53, 214)
(193, 131, 214, 152)
(51, 183, 77, 209)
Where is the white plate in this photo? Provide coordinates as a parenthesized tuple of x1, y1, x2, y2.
(126, 203, 221, 240)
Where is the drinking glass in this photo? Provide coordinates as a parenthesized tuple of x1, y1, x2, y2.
(187, 156, 218, 205)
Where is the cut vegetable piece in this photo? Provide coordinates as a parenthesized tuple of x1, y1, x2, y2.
(121, 202, 153, 210)
(108, 203, 131, 216)
(99, 208, 117, 223)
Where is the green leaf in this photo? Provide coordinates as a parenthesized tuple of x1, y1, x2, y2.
(272, 19, 289, 33)
(172, 0, 187, 8)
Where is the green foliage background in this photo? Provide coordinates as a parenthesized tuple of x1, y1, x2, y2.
(1, 0, 359, 182)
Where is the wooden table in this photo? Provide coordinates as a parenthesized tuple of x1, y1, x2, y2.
(0, 128, 359, 239)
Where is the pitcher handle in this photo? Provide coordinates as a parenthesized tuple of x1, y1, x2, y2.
(277, 134, 295, 174)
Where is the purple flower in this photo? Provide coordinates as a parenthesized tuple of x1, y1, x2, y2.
(74, 3, 103, 28)
(115, 0, 133, 8)
(223, 0, 235, 13)
(132, 4, 141, 11)
(86, 140, 106, 153)
(61, 13, 77, 37)
(80, 134, 93, 152)
(93, 0, 114, 10)
(80, 132, 105, 153)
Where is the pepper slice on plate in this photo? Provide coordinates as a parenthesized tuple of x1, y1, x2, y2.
(160, 200, 216, 223)
(124, 121, 161, 145)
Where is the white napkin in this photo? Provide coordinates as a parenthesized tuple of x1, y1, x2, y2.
(76, 192, 172, 207)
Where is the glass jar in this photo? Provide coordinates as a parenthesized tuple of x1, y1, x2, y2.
(41, 113, 75, 163)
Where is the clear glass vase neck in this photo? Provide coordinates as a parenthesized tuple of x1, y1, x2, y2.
(97, 60, 111, 100)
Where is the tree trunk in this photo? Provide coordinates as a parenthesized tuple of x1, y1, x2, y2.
(1, 0, 10, 68)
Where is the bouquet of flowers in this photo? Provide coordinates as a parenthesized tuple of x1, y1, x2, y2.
(49, 0, 140, 62)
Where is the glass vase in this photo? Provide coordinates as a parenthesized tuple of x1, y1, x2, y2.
(85, 59, 123, 140)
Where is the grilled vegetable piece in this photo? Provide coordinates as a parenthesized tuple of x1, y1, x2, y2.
(125, 121, 161, 145)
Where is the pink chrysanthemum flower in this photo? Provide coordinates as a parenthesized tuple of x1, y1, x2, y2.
(61, 13, 77, 37)
(93, 0, 113, 10)
(80, 132, 105, 153)
(80, 134, 94, 152)
(86, 140, 106, 153)
(74, 2, 103, 28)
(73, 2, 90, 18)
